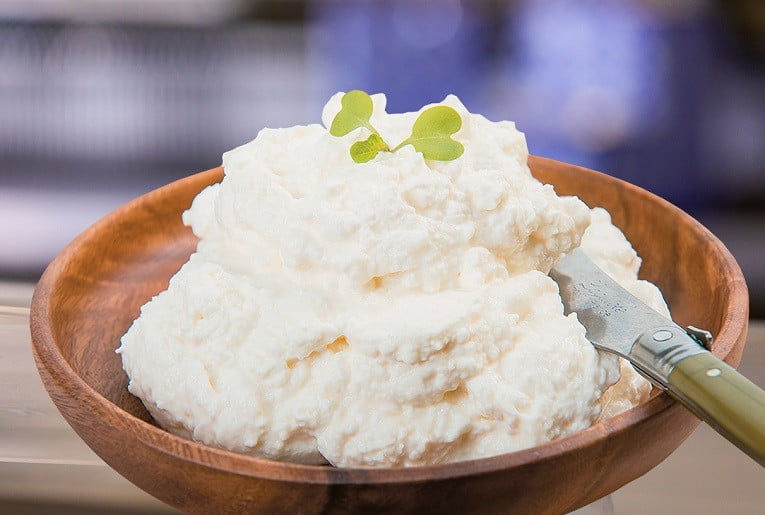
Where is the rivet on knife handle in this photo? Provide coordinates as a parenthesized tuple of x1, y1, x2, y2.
(550, 250, 765, 467)
(630, 326, 706, 384)
(667, 351, 765, 466)
(630, 326, 765, 465)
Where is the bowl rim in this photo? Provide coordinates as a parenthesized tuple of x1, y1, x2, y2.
(30, 156, 749, 485)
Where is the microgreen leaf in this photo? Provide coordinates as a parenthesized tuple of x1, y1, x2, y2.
(329, 90, 376, 136)
(328, 91, 465, 163)
(393, 105, 464, 161)
(350, 133, 390, 163)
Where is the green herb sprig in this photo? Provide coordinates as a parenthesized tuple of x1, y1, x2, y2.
(330, 90, 464, 163)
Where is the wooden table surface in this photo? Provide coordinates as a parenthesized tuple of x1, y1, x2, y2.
(1, 281, 763, 514)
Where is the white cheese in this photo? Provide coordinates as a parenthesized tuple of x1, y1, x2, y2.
(117, 93, 661, 467)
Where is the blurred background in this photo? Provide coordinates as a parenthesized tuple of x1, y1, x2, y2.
(0, 0, 763, 314)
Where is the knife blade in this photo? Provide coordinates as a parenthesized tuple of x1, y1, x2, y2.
(550, 249, 765, 466)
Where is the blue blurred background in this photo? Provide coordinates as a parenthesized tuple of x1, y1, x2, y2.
(0, 0, 763, 313)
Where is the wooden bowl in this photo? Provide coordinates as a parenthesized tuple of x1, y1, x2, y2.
(30, 156, 749, 514)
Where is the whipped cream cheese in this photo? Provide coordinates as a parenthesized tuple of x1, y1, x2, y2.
(117, 93, 664, 467)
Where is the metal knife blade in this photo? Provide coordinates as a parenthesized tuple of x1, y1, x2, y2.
(550, 249, 677, 359)
(550, 249, 765, 467)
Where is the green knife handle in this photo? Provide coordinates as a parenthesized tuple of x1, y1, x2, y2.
(668, 352, 765, 466)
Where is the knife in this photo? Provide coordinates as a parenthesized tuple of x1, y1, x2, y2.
(550, 249, 765, 466)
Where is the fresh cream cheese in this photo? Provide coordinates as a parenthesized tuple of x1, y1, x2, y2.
(117, 93, 663, 467)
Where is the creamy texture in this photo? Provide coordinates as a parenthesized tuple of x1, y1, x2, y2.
(118, 93, 663, 467)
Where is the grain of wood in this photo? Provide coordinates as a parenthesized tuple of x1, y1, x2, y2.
(3, 313, 763, 512)
(28, 157, 750, 514)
